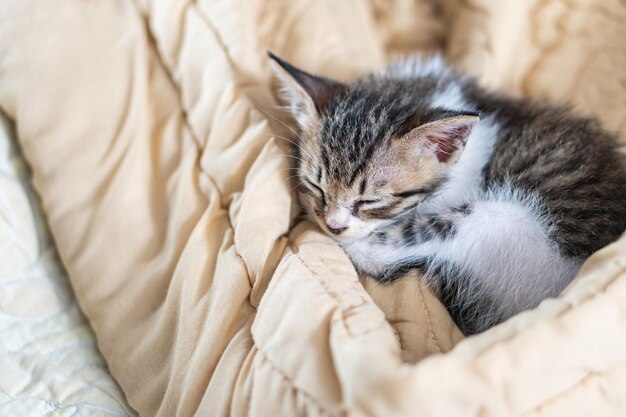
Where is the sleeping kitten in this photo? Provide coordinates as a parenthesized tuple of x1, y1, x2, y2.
(269, 52, 626, 335)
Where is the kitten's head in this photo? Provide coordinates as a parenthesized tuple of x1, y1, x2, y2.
(269, 53, 478, 242)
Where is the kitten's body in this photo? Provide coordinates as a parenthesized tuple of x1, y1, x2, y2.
(270, 54, 626, 334)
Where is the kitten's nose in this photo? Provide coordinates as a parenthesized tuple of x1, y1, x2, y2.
(327, 224, 348, 235)
(325, 215, 349, 235)
(326, 206, 351, 235)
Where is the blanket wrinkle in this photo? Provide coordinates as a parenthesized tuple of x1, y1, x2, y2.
(288, 235, 391, 338)
(522, 0, 572, 96)
(134, 5, 205, 152)
(418, 284, 443, 353)
(522, 358, 626, 417)
(251, 340, 342, 417)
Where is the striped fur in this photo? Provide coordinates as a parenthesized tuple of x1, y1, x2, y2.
(270, 53, 626, 334)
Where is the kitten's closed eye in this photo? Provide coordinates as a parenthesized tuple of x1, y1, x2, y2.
(356, 199, 382, 206)
(304, 179, 326, 202)
(353, 198, 386, 216)
(392, 187, 436, 198)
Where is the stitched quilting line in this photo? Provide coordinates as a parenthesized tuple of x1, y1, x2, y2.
(192, 1, 237, 74)
(131, 0, 245, 189)
(418, 283, 442, 353)
(528, 275, 626, 411)
(518, 370, 595, 417)
(131, 10, 345, 407)
(131, 0, 257, 278)
(133, 0, 285, 293)
(522, 0, 573, 95)
(521, 355, 626, 416)
(295, 251, 364, 303)
(132, 3, 204, 153)
(247, 250, 388, 414)
(293, 251, 390, 338)
(132, 7, 341, 415)
(252, 345, 341, 417)
(289, 237, 626, 414)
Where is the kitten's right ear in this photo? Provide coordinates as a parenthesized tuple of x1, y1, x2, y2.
(268, 52, 345, 128)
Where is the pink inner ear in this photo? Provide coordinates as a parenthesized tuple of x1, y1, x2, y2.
(426, 124, 473, 163)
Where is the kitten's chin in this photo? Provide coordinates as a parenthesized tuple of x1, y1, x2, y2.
(331, 234, 365, 246)
(332, 228, 370, 242)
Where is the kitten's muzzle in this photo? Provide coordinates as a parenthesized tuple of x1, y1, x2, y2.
(325, 206, 351, 235)
(327, 225, 348, 235)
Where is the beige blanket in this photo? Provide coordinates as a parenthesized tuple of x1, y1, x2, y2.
(0, 111, 135, 416)
(0, 1, 625, 416)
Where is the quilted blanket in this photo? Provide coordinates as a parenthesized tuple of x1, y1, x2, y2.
(0, 1, 625, 416)
(0, 112, 135, 416)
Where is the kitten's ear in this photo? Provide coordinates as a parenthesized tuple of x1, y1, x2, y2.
(406, 114, 479, 164)
(268, 52, 345, 128)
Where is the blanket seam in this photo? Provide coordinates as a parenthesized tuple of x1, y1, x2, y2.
(518, 370, 595, 417)
(293, 252, 389, 338)
(520, 278, 626, 415)
(130, 1, 206, 153)
(517, 355, 626, 417)
(131, 0, 257, 298)
(418, 283, 442, 353)
(253, 344, 341, 417)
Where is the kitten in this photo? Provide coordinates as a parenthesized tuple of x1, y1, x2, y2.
(269, 52, 626, 335)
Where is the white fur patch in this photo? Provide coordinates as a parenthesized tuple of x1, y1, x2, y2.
(417, 189, 581, 322)
(382, 55, 452, 79)
(343, 238, 417, 277)
(343, 185, 582, 328)
(326, 206, 351, 230)
(430, 81, 468, 111)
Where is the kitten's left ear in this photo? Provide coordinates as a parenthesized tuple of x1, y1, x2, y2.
(268, 52, 346, 128)
(406, 114, 479, 164)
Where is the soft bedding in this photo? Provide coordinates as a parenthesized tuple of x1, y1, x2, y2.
(0, 1, 625, 416)
(0, 112, 135, 416)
